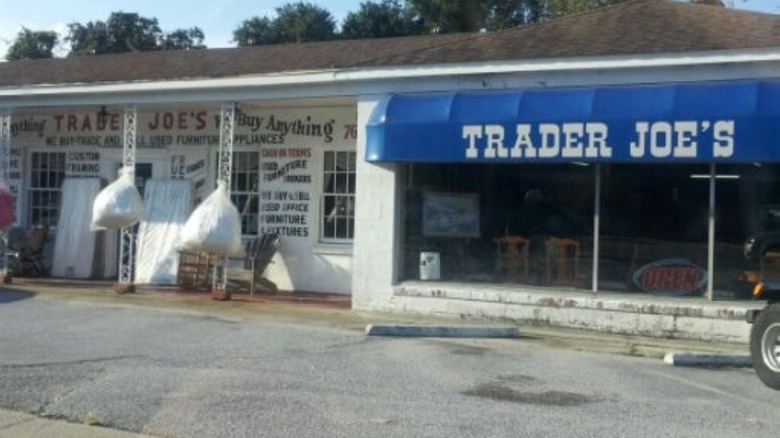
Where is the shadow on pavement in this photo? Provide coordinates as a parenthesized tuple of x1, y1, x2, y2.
(0, 288, 36, 304)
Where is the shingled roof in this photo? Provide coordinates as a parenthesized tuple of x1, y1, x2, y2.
(1, 0, 778, 88)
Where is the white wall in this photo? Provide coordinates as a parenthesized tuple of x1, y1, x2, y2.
(351, 95, 402, 309)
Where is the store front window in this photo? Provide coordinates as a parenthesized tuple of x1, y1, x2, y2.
(713, 164, 780, 299)
(401, 161, 780, 300)
(402, 163, 594, 288)
(321, 150, 356, 242)
(599, 164, 710, 296)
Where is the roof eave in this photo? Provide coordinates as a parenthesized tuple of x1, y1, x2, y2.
(2, 46, 780, 108)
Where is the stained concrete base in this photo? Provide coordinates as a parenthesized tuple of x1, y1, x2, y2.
(375, 281, 762, 344)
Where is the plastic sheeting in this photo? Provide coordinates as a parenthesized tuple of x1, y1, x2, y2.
(135, 179, 193, 285)
(179, 180, 243, 256)
(52, 178, 102, 278)
(91, 166, 144, 230)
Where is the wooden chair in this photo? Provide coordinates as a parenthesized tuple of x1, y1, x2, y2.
(7, 225, 49, 277)
(226, 232, 281, 296)
(545, 237, 580, 286)
(494, 235, 530, 283)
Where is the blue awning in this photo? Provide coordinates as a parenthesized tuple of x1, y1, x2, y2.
(366, 81, 780, 163)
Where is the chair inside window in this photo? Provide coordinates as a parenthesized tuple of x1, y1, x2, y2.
(545, 237, 580, 286)
(494, 235, 530, 283)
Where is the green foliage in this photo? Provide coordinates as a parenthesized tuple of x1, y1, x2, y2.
(65, 12, 206, 56)
(234, 17, 279, 46)
(274, 2, 336, 43)
(341, 0, 422, 39)
(5, 28, 58, 60)
(67, 12, 162, 55)
(406, 0, 493, 33)
(234, 2, 336, 46)
(162, 27, 206, 50)
(407, 0, 632, 33)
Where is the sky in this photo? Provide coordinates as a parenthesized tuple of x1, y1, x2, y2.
(0, 0, 778, 58)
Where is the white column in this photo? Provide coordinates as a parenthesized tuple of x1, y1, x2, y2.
(0, 109, 10, 278)
(352, 95, 401, 310)
(118, 105, 137, 285)
(213, 102, 235, 292)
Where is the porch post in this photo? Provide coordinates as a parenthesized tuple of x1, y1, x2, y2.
(117, 105, 137, 292)
(213, 102, 235, 296)
(0, 109, 11, 283)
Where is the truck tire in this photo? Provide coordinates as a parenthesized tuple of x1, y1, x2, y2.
(750, 304, 780, 390)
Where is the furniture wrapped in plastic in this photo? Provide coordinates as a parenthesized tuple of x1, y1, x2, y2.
(178, 180, 243, 257)
(53, 178, 102, 278)
(91, 166, 144, 231)
(135, 179, 192, 285)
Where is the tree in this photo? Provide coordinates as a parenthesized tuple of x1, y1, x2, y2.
(273, 2, 336, 43)
(406, 0, 492, 33)
(233, 2, 336, 46)
(5, 28, 58, 60)
(406, 0, 631, 33)
(162, 27, 206, 50)
(67, 12, 161, 55)
(66, 12, 206, 56)
(341, 0, 422, 39)
(233, 17, 279, 46)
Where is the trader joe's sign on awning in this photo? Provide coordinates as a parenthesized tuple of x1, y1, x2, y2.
(632, 258, 707, 295)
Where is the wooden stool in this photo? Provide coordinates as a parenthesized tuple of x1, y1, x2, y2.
(545, 237, 580, 286)
(494, 235, 530, 283)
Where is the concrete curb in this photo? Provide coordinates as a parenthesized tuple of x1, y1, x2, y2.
(365, 324, 519, 338)
(663, 352, 753, 368)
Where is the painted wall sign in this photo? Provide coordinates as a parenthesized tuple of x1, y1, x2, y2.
(10, 105, 355, 243)
(66, 151, 101, 178)
(4, 146, 22, 226)
(258, 147, 313, 238)
(632, 258, 707, 295)
(14, 108, 338, 150)
(366, 81, 780, 163)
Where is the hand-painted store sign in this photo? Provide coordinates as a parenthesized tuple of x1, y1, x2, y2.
(259, 147, 313, 238)
(632, 259, 707, 296)
(366, 81, 780, 163)
(15, 109, 337, 148)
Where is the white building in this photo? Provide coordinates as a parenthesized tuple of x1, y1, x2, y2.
(2, 1, 780, 333)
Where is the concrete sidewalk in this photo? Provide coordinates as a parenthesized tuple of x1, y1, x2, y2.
(1, 277, 751, 355)
(0, 408, 155, 438)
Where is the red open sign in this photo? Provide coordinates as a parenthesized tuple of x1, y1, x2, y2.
(632, 258, 707, 295)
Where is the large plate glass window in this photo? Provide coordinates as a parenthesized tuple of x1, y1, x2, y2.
(322, 150, 355, 242)
(29, 152, 65, 226)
